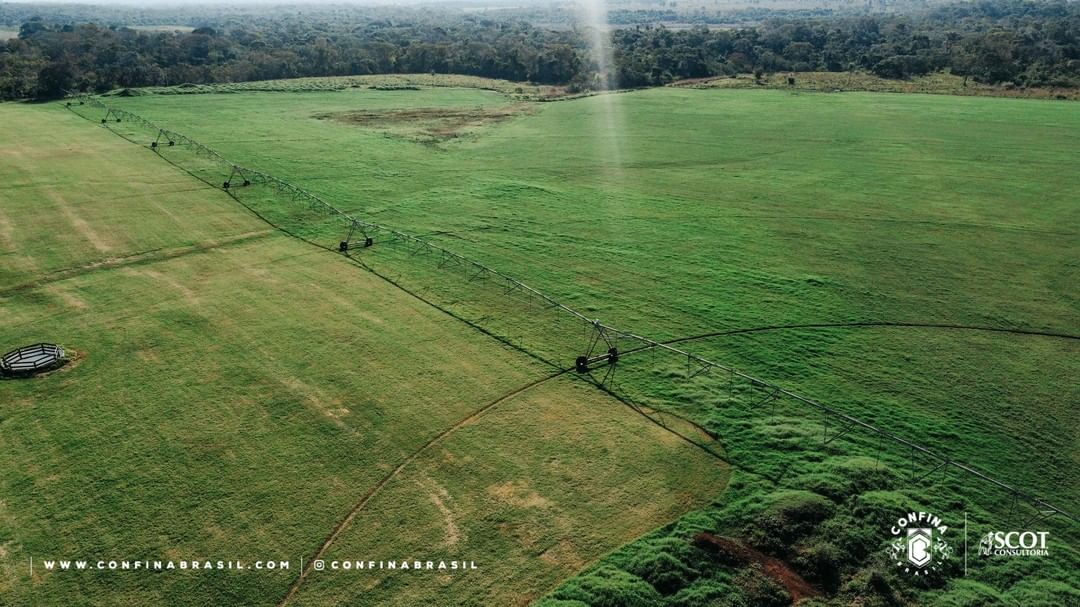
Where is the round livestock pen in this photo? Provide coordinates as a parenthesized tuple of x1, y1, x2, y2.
(1, 343, 66, 377)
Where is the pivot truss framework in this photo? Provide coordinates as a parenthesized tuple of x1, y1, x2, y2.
(70, 94, 1077, 530)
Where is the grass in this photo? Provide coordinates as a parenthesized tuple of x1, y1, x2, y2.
(101, 84, 1079, 492)
(0, 103, 729, 606)
(676, 71, 1080, 101)
(87, 82, 1080, 603)
(116, 73, 565, 100)
(294, 376, 728, 607)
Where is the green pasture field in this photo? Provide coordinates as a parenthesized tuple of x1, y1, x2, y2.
(0, 104, 729, 606)
(90, 81, 1079, 603)
(103, 82, 1079, 488)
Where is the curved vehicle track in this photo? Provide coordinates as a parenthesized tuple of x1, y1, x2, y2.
(621, 321, 1079, 359)
(276, 368, 571, 607)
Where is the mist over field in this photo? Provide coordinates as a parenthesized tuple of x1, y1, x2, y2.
(2, 0, 526, 5)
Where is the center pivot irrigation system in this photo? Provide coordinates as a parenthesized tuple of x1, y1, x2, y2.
(70, 94, 1077, 529)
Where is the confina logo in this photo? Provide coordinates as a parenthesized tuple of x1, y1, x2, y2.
(888, 511, 952, 576)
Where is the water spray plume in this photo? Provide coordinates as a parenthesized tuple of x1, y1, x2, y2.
(577, 0, 624, 175)
(580, 0, 614, 91)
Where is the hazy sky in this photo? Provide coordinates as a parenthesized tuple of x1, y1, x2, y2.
(2, 0, 529, 4)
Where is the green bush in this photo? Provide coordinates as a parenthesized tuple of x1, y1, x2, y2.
(851, 491, 923, 528)
(730, 564, 791, 607)
(628, 550, 700, 595)
(668, 579, 735, 607)
(828, 457, 899, 495)
(927, 579, 1006, 606)
(795, 472, 850, 502)
(817, 514, 879, 562)
(547, 566, 664, 607)
(1003, 579, 1080, 607)
(746, 490, 835, 555)
(535, 600, 590, 607)
(840, 567, 905, 607)
(794, 542, 844, 593)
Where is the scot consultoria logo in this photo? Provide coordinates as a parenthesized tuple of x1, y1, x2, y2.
(888, 511, 952, 576)
(978, 530, 1050, 558)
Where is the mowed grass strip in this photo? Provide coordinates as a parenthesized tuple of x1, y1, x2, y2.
(0, 102, 729, 606)
(0, 106, 262, 290)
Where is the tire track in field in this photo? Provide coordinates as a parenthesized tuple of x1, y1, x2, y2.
(277, 368, 571, 607)
(635, 321, 1080, 354)
(0, 230, 274, 297)
(493, 210, 1077, 238)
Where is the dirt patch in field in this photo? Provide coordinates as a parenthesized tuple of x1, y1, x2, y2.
(315, 105, 532, 144)
(416, 475, 462, 548)
(693, 533, 821, 604)
(46, 189, 114, 254)
(487, 480, 551, 509)
(539, 539, 585, 570)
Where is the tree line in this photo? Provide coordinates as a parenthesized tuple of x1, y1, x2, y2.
(1, 0, 1077, 100)
(611, 0, 1080, 87)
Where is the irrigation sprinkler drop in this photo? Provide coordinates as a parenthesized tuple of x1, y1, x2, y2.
(575, 322, 618, 375)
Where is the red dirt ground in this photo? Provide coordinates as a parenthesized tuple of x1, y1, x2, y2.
(693, 532, 822, 604)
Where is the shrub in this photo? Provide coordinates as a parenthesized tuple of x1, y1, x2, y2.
(1003, 579, 1080, 607)
(817, 514, 879, 562)
(828, 457, 898, 495)
(535, 600, 589, 607)
(840, 567, 904, 607)
(927, 579, 1006, 606)
(730, 564, 790, 607)
(745, 491, 835, 556)
(629, 550, 699, 595)
(668, 579, 735, 607)
(794, 542, 843, 593)
(548, 566, 663, 607)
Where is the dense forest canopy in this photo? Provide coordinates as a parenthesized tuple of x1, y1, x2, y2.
(1, 0, 1078, 99)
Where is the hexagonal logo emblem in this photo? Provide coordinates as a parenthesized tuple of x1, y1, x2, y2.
(888, 511, 951, 576)
(907, 529, 933, 568)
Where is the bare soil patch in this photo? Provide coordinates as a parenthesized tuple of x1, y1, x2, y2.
(315, 105, 532, 143)
(694, 533, 821, 604)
